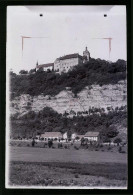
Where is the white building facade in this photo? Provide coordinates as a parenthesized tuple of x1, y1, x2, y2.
(36, 63, 54, 72)
(84, 132, 99, 142)
(54, 54, 83, 74)
(40, 132, 62, 141)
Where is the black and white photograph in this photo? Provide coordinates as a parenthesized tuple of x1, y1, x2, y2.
(6, 5, 127, 189)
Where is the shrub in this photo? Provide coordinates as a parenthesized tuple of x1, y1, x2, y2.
(52, 146, 55, 149)
(120, 150, 126, 153)
(64, 145, 68, 149)
(27, 102, 31, 106)
(75, 136, 80, 140)
(75, 174, 79, 178)
(114, 137, 122, 146)
(29, 69, 36, 74)
(95, 144, 99, 148)
(108, 146, 111, 150)
(118, 146, 122, 153)
(100, 144, 103, 148)
(48, 140, 53, 148)
(58, 142, 63, 148)
(74, 146, 79, 150)
(19, 70, 28, 74)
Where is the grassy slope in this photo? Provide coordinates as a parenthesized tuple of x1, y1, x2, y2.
(9, 161, 127, 187)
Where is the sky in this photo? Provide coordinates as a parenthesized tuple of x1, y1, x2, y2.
(7, 6, 126, 73)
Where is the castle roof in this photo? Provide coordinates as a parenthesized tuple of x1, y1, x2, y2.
(37, 63, 54, 68)
(58, 53, 83, 61)
(84, 132, 99, 137)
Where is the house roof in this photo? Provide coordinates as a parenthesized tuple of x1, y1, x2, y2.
(84, 132, 99, 137)
(37, 63, 54, 68)
(41, 132, 62, 138)
(58, 53, 83, 61)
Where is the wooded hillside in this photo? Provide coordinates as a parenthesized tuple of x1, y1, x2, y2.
(10, 58, 126, 99)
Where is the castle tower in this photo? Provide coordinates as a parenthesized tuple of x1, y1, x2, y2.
(36, 61, 38, 68)
(83, 47, 90, 62)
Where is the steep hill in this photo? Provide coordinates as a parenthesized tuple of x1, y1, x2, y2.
(10, 58, 126, 99)
(9, 58, 127, 142)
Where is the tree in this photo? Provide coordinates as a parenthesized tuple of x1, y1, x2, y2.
(114, 137, 122, 146)
(10, 71, 16, 77)
(106, 126, 119, 138)
(107, 129, 119, 138)
(75, 136, 80, 140)
(48, 140, 53, 148)
(29, 69, 36, 74)
(19, 70, 28, 74)
(37, 67, 43, 72)
(67, 129, 72, 139)
(103, 137, 111, 143)
(81, 137, 85, 146)
(81, 137, 88, 146)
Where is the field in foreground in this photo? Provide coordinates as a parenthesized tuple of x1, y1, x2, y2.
(8, 146, 127, 188)
(9, 161, 127, 187)
(9, 146, 127, 164)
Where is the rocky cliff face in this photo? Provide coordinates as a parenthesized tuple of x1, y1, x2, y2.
(10, 80, 127, 117)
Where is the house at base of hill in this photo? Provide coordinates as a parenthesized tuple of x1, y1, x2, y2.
(71, 133, 77, 140)
(62, 132, 67, 140)
(36, 47, 90, 74)
(40, 132, 62, 141)
(84, 132, 100, 142)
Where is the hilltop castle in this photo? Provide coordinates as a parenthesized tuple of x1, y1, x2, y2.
(36, 47, 90, 74)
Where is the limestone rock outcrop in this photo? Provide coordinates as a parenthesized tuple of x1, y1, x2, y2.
(10, 80, 127, 117)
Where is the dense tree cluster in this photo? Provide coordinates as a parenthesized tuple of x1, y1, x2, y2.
(19, 70, 28, 74)
(10, 107, 127, 141)
(10, 58, 126, 99)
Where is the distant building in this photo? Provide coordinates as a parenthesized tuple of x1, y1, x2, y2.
(40, 132, 62, 141)
(71, 133, 77, 140)
(62, 132, 67, 140)
(84, 132, 100, 142)
(83, 46, 90, 63)
(36, 47, 90, 74)
(75, 135, 84, 141)
(54, 53, 83, 74)
(36, 62, 54, 72)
